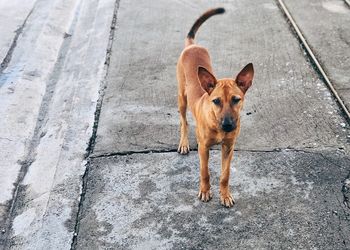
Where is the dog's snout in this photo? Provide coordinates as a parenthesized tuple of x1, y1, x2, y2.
(221, 116, 236, 132)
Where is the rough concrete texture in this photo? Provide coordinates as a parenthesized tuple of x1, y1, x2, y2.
(283, 0, 350, 110)
(76, 150, 350, 249)
(0, 0, 81, 232)
(0, 0, 36, 67)
(75, 0, 350, 249)
(93, 0, 349, 156)
(0, 0, 117, 249)
(0, 0, 349, 249)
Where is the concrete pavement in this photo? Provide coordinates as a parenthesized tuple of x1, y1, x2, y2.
(93, 0, 348, 156)
(0, 0, 118, 248)
(283, 0, 350, 111)
(77, 150, 350, 249)
(75, 0, 350, 249)
(0, 0, 36, 69)
(0, 0, 349, 249)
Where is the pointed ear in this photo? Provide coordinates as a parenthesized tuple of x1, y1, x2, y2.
(198, 66, 217, 95)
(235, 63, 254, 94)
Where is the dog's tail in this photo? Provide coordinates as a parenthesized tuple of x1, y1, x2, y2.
(185, 7, 225, 47)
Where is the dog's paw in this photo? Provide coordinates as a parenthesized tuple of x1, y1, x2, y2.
(177, 141, 190, 155)
(198, 190, 212, 202)
(220, 193, 235, 208)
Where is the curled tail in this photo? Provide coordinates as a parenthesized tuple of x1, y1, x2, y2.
(186, 7, 225, 46)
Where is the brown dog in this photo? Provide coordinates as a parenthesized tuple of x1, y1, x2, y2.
(177, 8, 254, 207)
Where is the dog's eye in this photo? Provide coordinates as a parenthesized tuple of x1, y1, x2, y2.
(212, 98, 221, 105)
(231, 96, 241, 105)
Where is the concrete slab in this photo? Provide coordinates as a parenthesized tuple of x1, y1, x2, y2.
(93, 0, 349, 156)
(0, 0, 81, 232)
(76, 150, 350, 249)
(0, 0, 117, 249)
(283, 0, 350, 110)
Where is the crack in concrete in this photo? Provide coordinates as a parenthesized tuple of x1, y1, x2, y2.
(69, 159, 91, 250)
(91, 148, 183, 158)
(0, 2, 35, 78)
(82, 0, 122, 159)
(89, 148, 281, 159)
(70, 1, 120, 249)
(89, 146, 346, 159)
(0, 137, 12, 141)
(342, 172, 350, 209)
(319, 154, 350, 213)
(334, 190, 350, 248)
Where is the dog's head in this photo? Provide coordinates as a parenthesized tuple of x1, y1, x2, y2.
(198, 63, 254, 132)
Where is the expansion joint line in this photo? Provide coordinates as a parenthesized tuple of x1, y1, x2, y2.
(69, 1, 120, 249)
(276, 0, 350, 123)
(344, 0, 350, 8)
(89, 146, 342, 159)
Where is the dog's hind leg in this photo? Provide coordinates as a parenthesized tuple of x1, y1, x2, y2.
(177, 61, 190, 155)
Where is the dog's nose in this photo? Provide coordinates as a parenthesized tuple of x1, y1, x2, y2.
(221, 116, 236, 132)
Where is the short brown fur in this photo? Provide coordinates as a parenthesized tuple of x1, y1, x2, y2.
(177, 8, 254, 207)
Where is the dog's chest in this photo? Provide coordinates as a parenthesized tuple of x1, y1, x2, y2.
(208, 129, 237, 146)
(209, 131, 226, 145)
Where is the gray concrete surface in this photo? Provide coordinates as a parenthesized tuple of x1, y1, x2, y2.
(0, 0, 36, 67)
(283, 0, 350, 110)
(0, 0, 81, 232)
(76, 0, 350, 249)
(0, 0, 117, 249)
(76, 150, 350, 249)
(0, 0, 349, 249)
(92, 0, 349, 156)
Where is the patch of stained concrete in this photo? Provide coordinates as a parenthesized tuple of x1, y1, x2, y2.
(76, 150, 350, 249)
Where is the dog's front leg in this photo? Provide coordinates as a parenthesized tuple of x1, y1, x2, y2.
(220, 142, 235, 207)
(197, 142, 212, 202)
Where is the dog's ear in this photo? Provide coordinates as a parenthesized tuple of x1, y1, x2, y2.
(198, 66, 217, 95)
(235, 63, 254, 94)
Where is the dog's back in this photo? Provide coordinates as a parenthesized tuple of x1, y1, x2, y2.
(177, 8, 226, 112)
